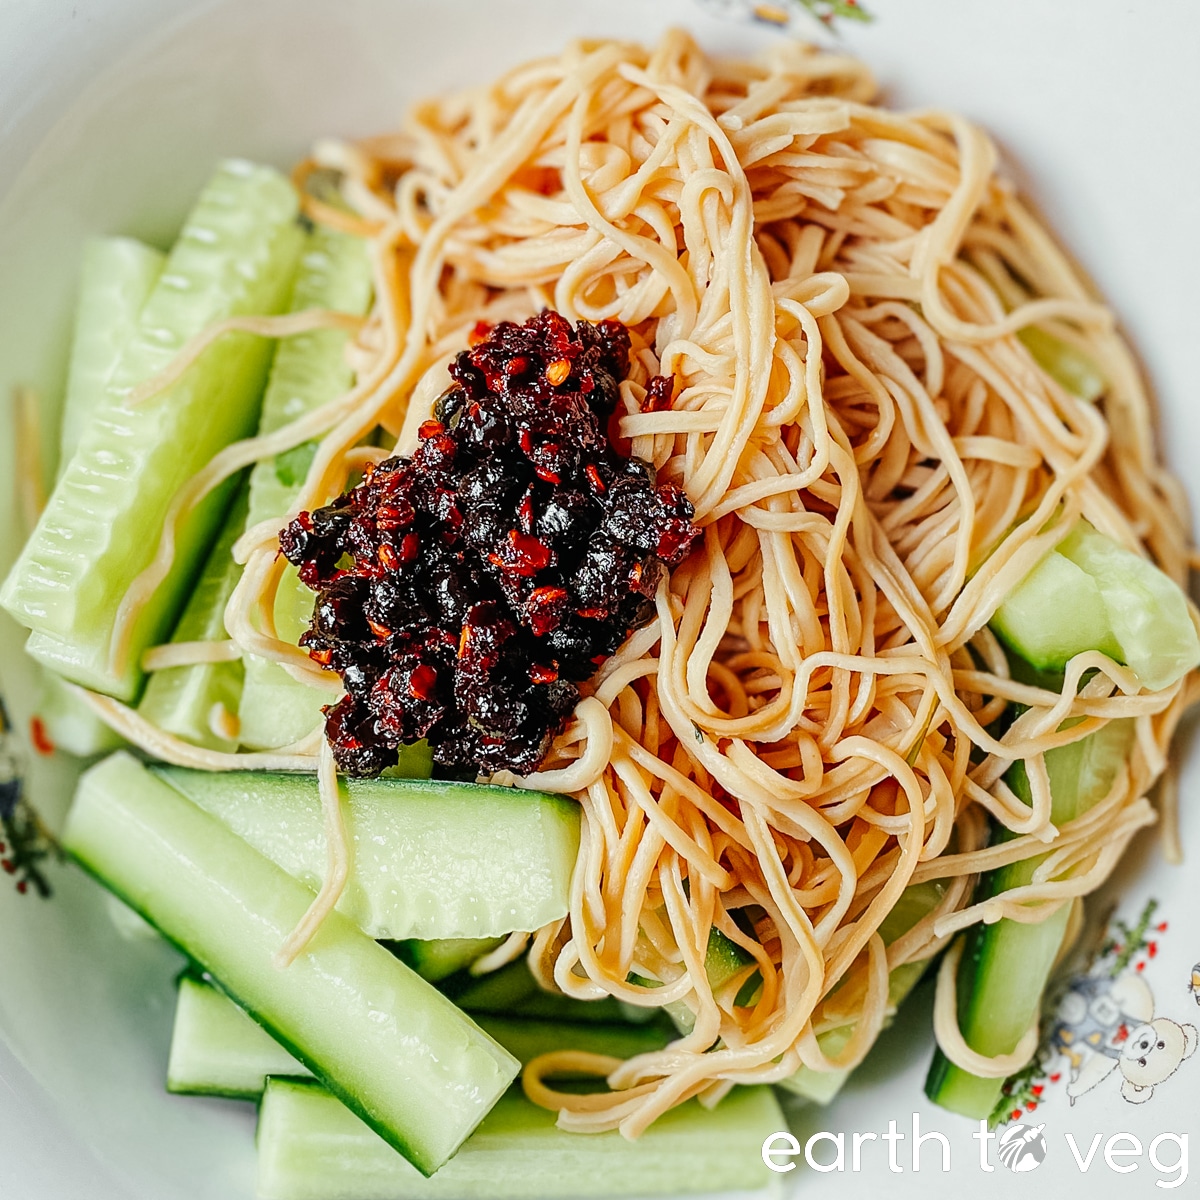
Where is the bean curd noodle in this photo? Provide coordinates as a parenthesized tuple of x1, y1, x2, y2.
(90, 30, 1199, 1137)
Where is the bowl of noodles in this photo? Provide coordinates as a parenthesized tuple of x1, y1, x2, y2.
(1, 0, 1199, 1197)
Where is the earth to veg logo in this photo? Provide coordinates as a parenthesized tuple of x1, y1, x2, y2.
(761, 1116, 1189, 1187)
(996, 1123, 1047, 1172)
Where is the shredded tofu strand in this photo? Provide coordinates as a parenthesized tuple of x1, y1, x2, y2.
(273, 739, 351, 968)
(932, 936, 1039, 1077)
(142, 639, 241, 671)
(470, 931, 531, 976)
(207, 702, 240, 743)
(126, 310, 366, 407)
(14, 385, 47, 534)
(69, 684, 321, 769)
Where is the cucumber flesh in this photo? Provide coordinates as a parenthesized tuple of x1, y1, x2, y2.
(779, 880, 945, 1104)
(256, 1078, 785, 1200)
(1018, 326, 1105, 404)
(991, 520, 1199, 690)
(1, 160, 303, 700)
(153, 766, 579, 941)
(169, 973, 306, 1099)
(165, 975, 671, 1099)
(34, 670, 125, 757)
(925, 718, 1135, 1119)
(238, 224, 373, 751)
(136, 484, 249, 750)
(58, 237, 165, 468)
(64, 752, 518, 1174)
(36, 237, 166, 754)
(394, 938, 504, 983)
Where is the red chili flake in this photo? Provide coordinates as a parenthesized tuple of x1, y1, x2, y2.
(458, 625, 472, 659)
(29, 716, 54, 756)
(418, 420, 446, 440)
(1031, 1085, 1043, 1097)
(526, 586, 569, 636)
(1136, 961, 1146, 972)
(469, 321, 492, 347)
(1049, 1073, 1062, 1083)
(16, 880, 27, 895)
(1148, 941, 1158, 957)
(530, 664, 559, 684)
(1011, 1110, 1022, 1121)
(517, 489, 534, 534)
(310, 648, 333, 667)
(399, 533, 420, 563)
(504, 356, 529, 377)
(585, 464, 606, 494)
(367, 619, 392, 640)
(1, 860, 14, 874)
(375, 504, 409, 531)
(518, 430, 533, 454)
(378, 543, 399, 571)
(1158, 921, 1169, 932)
(490, 530, 552, 577)
(545, 358, 571, 386)
(641, 374, 674, 413)
(0, 843, 5, 853)
(1115, 1023, 1129, 1042)
(1026, 1102, 1037, 1113)
(576, 607, 608, 620)
(534, 466, 561, 485)
(629, 561, 643, 588)
(409, 664, 438, 701)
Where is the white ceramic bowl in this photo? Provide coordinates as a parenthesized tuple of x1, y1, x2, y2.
(2, 2, 1198, 1198)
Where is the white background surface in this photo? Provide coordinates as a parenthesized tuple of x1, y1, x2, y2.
(0, 1, 1198, 1197)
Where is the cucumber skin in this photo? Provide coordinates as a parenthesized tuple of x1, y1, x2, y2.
(2, 161, 304, 701)
(256, 1078, 785, 1200)
(925, 720, 1135, 1119)
(238, 225, 373, 751)
(65, 752, 518, 1175)
(153, 767, 579, 941)
(136, 483, 250, 751)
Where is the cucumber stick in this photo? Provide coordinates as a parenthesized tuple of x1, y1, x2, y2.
(257, 1078, 784, 1200)
(36, 236, 165, 755)
(58, 237, 165, 466)
(991, 520, 1199, 690)
(1017, 326, 1104, 404)
(658, 928, 753, 1034)
(169, 973, 306, 1099)
(153, 766, 579, 940)
(446, 959, 641, 1025)
(136, 484, 249, 750)
(64, 752, 518, 1174)
(925, 718, 1134, 1119)
(166, 974, 671, 1099)
(779, 880, 945, 1104)
(238, 224, 373, 750)
(2, 161, 303, 701)
(396, 938, 504, 983)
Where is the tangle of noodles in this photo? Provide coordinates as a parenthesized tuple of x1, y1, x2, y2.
(88, 31, 1200, 1137)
